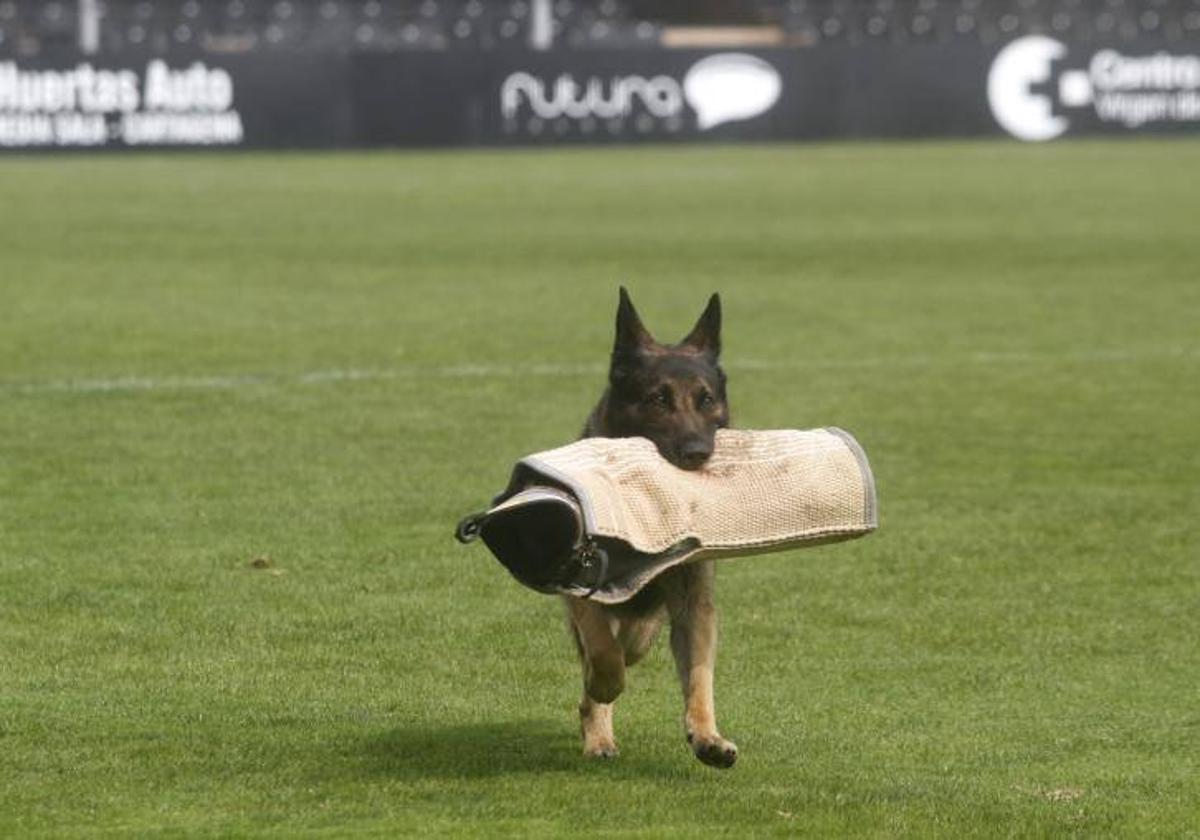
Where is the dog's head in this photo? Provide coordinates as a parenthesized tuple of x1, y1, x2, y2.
(602, 287, 729, 471)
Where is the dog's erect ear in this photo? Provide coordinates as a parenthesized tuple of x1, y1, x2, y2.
(681, 293, 721, 358)
(613, 286, 655, 356)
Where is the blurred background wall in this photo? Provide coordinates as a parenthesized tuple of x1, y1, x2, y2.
(2, 0, 1199, 149)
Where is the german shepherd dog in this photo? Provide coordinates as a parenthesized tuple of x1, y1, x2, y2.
(568, 287, 738, 768)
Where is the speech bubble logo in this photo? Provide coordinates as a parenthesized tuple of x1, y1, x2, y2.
(683, 53, 782, 131)
(988, 35, 1070, 141)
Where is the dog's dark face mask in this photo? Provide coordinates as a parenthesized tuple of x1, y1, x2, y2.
(603, 288, 729, 471)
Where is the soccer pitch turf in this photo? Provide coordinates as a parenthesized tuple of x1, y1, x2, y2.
(1, 141, 1198, 837)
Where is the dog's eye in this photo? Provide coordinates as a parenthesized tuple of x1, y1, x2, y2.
(648, 390, 670, 408)
(697, 392, 715, 409)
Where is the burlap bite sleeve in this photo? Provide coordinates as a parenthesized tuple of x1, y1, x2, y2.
(456, 427, 877, 604)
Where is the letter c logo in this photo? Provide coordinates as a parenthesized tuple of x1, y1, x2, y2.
(988, 36, 1069, 141)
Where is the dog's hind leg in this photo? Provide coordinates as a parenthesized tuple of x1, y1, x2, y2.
(663, 561, 738, 769)
(566, 597, 624, 758)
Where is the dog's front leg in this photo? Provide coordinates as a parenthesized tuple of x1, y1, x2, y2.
(664, 561, 738, 768)
(565, 596, 624, 758)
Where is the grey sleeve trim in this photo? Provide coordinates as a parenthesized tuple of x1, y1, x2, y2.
(515, 456, 599, 534)
(824, 426, 879, 531)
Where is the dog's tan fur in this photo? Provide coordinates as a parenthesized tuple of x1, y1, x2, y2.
(566, 289, 737, 769)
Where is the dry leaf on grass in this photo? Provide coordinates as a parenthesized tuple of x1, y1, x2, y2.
(1014, 784, 1085, 803)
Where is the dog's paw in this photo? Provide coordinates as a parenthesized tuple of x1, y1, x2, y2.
(583, 739, 619, 760)
(687, 732, 738, 769)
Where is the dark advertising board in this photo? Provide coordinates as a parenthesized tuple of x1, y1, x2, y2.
(0, 52, 350, 150)
(2, 36, 1198, 150)
(986, 36, 1200, 140)
(472, 46, 997, 144)
(480, 39, 1200, 144)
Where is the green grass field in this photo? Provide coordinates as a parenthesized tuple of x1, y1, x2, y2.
(1, 141, 1198, 837)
